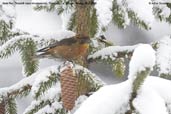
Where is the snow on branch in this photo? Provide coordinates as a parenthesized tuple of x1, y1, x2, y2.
(0, 74, 36, 99)
(74, 65, 105, 90)
(24, 83, 61, 114)
(74, 44, 157, 114)
(0, 64, 60, 100)
(156, 35, 171, 79)
(31, 65, 60, 99)
(0, 29, 75, 58)
(34, 101, 64, 114)
(126, 0, 154, 28)
(0, 0, 16, 25)
(111, 0, 155, 29)
(95, 0, 113, 28)
(128, 44, 156, 81)
(88, 44, 138, 62)
(153, 0, 171, 23)
(112, 0, 130, 28)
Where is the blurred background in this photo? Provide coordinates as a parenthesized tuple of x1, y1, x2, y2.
(0, 0, 171, 113)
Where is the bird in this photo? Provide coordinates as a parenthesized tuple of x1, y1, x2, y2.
(36, 35, 91, 65)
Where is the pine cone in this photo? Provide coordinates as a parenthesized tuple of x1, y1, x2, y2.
(0, 100, 5, 114)
(60, 65, 78, 111)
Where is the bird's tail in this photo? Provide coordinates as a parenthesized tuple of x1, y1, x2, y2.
(36, 47, 49, 53)
(35, 52, 51, 58)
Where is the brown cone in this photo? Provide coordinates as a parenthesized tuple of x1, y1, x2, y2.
(60, 65, 78, 111)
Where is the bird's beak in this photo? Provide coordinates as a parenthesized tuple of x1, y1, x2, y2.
(96, 37, 113, 46)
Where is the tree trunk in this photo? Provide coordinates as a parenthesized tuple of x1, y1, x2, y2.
(75, 0, 94, 66)
(75, 0, 93, 38)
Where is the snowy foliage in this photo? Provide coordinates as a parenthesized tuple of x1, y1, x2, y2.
(156, 35, 171, 78)
(0, 62, 104, 114)
(31, 65, 60, 99)
(0, 0, 15, 24)
(126, 0, 154, 27)
(0, 29, 75, 58)
(95, 0, 113, 28)
(24, 83, 62, 114)
(74, 44, 171, 114)
(128, 44, 156, 81)
(153, 0, 171, 23)
(1, 0, 171, 113)
(88, 44, 138, 61)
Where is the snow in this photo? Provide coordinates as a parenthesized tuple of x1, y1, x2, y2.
(88, 44, 138, 60)
(60, 8, 75, 30)
(74, 64, 106, 86)
(0, 71, 36, 97)
(24, 83, 61, 114)
(33, 30, 75, 41)
(95, 0, 113, 27)
(133, 85, 168, 114)
(74, 76, 171, 114)
(74, 44, 166, 114)
(144, 76, 171, 105)
(153, 0, 171, 18)
(156, 36, 171, 76)
(128, 44, 156, 81)
(71, 95, 88, 113)
(114, 0, 154, 28)
(74, 80, 131, 114)
(31, 65, 60, 97)
(126, 0, 154, 27)
(35, 101, 62, 114)
(0, 0, 16, 24)
(116, 1, 130, 28)
(59, 62, 105, 86)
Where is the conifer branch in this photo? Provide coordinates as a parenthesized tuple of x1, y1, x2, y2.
(33, 73, 60, 100)
(5, 97, 17, 114)
(19, 39, 39, 76)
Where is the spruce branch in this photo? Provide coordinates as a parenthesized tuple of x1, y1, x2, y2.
(5, 97, 17, 114)
(24, 100, 51, 114)
(19, 39, 39, 76)
(0, 73, 36, 99)
(128, 10, 150, 30)
(68, 12, 77, 31)
(153, 4, 171, 24)
(89, 8, 98, 38)
(154, 35, 171, 79)
(74, 65, 105, 92)
(34, 101, 66, 114)
(0, 20, 11, 45)
(32, 72, 60, 100)
(24, 90, 61, 114)
(111, 58, 126, 77)
(0, 83, 32, 99)
(112, 0, 129, 28)
(126, 67, 151, 114)
(88, 45, 137, 63)
(0, 33, 57, 59)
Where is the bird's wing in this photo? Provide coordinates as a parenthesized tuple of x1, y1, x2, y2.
(37, 41, 59, 52)
(37, 37, 77, 52)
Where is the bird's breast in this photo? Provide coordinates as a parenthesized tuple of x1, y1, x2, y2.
(49, 44, 89, 60)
